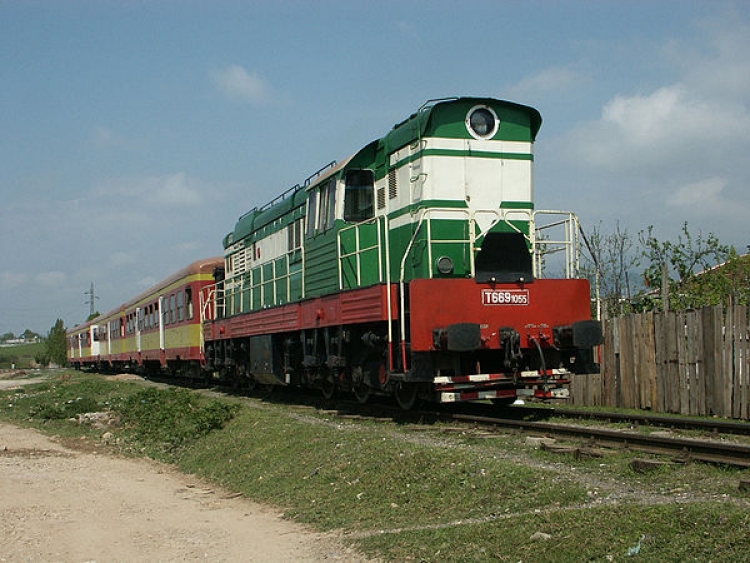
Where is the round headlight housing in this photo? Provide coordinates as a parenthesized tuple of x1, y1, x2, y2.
(466, 105, 499, 139)
(436, 256, 454, 275)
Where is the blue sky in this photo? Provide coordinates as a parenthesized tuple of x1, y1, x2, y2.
(1, 0, 749, 336)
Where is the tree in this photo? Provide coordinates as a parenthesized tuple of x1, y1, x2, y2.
(637, 222, 732, 311)
(45, 319, 68, 367)
(581, 221, 640, 318)
(21, 329, 40, 341)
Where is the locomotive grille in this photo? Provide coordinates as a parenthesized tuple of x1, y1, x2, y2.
(388, 168, 397, 199)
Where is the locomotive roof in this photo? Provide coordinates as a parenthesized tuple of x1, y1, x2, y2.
(224, 96, 542, 248)
(385, 97, 542, 150)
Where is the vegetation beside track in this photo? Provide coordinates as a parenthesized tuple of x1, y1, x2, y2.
(0, 341, 45, 369)
(1, 371, 749, 562)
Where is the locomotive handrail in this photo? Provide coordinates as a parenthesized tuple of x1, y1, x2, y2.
(532, 210, 581, 279)
(336, 216, 387, 289)
(397, 206, 477, 371)
(475, 208, 582, 279)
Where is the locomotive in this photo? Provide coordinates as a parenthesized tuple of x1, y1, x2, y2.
(69, 96, 602, 408)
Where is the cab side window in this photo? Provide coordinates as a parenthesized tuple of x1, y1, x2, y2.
(306, 178, 337, 236)
(343, 169, 374, 223)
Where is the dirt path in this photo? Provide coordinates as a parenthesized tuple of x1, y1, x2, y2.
(0, 421, 368, 562)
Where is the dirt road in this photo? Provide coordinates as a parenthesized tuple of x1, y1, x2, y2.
(0, 421, 367, 562)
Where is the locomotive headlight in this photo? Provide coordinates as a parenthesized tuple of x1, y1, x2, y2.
(436, 256, 454, 275)
(466, 105, 499, 139)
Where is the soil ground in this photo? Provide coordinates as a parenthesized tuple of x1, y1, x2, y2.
(0, 373, 369, 562)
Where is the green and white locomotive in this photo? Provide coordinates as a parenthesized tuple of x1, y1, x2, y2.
(203, 97, 601, 407)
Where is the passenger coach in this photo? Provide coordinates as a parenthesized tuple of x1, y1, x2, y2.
(68, 257, 224, 375)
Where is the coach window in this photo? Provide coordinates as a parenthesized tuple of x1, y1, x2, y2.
(288, 218, 303, 252)
(170, 294, 176, 324)
(321, 178, 336, 231)
(306, 190, 318, 238)
(177, 291, 185, 322)
(186, 288, 194, 320)
(343, 169, 374, 223)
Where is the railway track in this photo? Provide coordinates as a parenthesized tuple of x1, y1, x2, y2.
(327, 399, 750, 468)
(449, 412, 750, 468)
(506, 404, 750, 436)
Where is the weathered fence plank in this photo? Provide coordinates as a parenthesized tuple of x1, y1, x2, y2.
(589, 305, 749, 420)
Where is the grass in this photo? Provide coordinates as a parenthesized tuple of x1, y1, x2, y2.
(0, 341, 45, 369)
(1, 371, 749, 562)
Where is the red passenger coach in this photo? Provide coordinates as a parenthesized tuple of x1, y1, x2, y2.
(68, 258, 224, 376)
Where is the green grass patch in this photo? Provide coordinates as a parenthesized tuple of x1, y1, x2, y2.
(357, 502, 750, 562)
(177, 408, 585, 531)
(0, 342, 45, 369)
(1, 372, 748, 562)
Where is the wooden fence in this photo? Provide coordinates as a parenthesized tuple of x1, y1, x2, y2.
(569, 306, 750, 420)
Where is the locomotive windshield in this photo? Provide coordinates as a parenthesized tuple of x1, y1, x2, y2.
(343, 169, 374, 223)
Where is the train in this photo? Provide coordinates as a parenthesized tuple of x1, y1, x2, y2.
(68, 96, 602, 408)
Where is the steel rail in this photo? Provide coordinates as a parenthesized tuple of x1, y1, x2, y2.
(509, 405, 750, 436)
(451, 413, 750, 468)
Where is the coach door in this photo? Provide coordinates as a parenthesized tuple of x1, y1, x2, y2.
(135, 307, 142, 353)
(90, 325, 101, 357)
(158, 296, 166, 352)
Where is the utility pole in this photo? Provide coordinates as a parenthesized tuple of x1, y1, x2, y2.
(84, 282, 99, 319)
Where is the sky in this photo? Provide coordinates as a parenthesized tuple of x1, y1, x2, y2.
(1, 0, 749, 336)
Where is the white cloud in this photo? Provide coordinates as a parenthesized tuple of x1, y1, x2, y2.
(96, 173, 205, 208)
(211, 64, 271, 103)
(505, 66, 581, 99)
(667, 177, 725, 207)
(109, 252, 137, 268)
(561, 82, 750, 175)
(147, 173, 204, 207)
(0, 272, 28, 289)
(34, 271, 67, 287)
(89, 126, 127, 149)
(664, 13, 750, 103)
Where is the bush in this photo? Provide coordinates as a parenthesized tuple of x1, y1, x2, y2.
(118, 387, 238, 455)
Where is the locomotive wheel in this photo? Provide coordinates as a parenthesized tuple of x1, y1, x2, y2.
(394, 382, 420, 410)
(320, 376, 337, 400)
(353, 383, 371, 404)
(245, 374, 257, 391)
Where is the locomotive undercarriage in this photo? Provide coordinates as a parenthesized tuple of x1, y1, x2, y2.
(202, 318, 594, 408)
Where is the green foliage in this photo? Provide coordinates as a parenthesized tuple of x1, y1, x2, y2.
(638, 223, 738, 311)
(30, 396, 101, 420)
(118, 387, 239, 455)
(45, 319, 68, 366)
(585, 221, 744, 314)
(0, 341, 45, 369)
